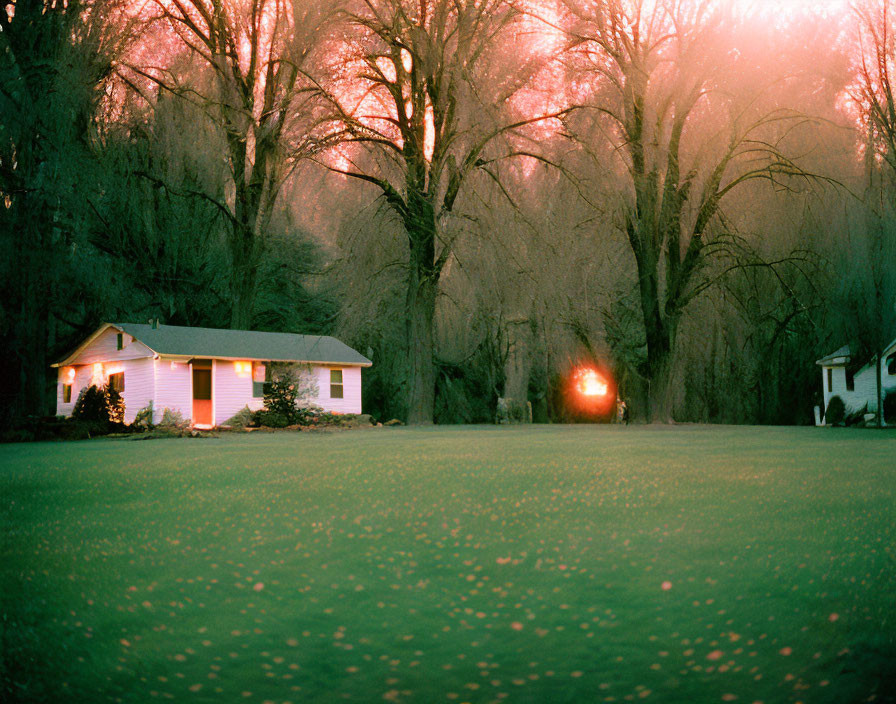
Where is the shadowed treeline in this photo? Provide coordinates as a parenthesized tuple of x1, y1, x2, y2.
(2, 0, 895, 425)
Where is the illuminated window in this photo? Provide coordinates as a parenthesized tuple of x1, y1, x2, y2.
(845, 368, 855, 392)
(117, 333, 123, 350)
(827, 368, 832, 392)
(330, 369, 344, 399)
(63, 384, 72, 403)
(109, 372, 125, 393)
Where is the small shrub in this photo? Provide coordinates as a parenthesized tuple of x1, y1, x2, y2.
(158, 408, 188, 429)
(262, 364, 318, 424)
(825, 395, 846, 426)
(884, 391, 896, 425)
(132, 402, 154, 430)
(106, 385, 125, 425)
(223, 406, 254, 429)
(254, 410, 289, 428)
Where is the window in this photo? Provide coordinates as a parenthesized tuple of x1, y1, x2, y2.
(252, 363, 267, 398)
(888, 353, 896, 375)
(827, 368, 832, 392)
(117, 333, 124, 350)
(63, 384, 72, 403)
(845, 368, 855, 392)
(330, 369, 344, 399)
(109, 372, 124, 393)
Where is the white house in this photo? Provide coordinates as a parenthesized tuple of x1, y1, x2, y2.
(52, 322, 372, 427)
(815, 336, 896, 421)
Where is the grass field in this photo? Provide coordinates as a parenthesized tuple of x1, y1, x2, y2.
(2, 425, 895, 704)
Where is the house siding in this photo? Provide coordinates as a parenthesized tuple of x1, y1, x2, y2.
(822, 360, 896, 416)
(56, 364, 93, 417)
(214, 360, 258, 426)
(56, 358, 153, 423)
(154, 358, 192, 424)
(314, 365, 363, 414)
(120, 358, 155, 424)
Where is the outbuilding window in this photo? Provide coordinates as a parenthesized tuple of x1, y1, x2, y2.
(827, 368, 832, 392)
(109, 372, 124, 393)
(845, 368, 855, 392)
(117, 333, 124, 350)
(330, 369, 344, 399)
(888, 353, 896, 375)
(63, 384, 72, 403)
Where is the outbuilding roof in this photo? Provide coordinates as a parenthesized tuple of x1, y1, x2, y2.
(815, 335, 896, 368)
(815, 344, 850, 366)
(55, 323, 372, 367)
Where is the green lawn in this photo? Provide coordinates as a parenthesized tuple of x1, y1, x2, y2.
(2, 426, 894, 704)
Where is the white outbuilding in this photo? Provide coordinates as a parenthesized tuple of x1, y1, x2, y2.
(815, 336, 896, 423)
(52, 322, 372, 427)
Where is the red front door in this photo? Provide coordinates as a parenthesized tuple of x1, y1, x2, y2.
(192, 368, 212, 425)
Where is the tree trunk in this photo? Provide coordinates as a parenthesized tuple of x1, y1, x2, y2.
(502, 317, 532, 421)
(405, 274, 437, 425)
(228, 218, 260, 330)
(634, 247, 677, 422)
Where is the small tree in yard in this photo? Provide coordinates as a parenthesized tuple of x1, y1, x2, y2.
(825, 395, 846, 426)
(260, 364, 319, 425)
(72, 385, 108, 422)
(72, 384, 124, 428)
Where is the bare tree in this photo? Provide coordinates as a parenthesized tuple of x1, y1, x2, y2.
(130, 0, 337, 329)
(317, 0, 566, 423)
(852, 0, 896, 426)
(562, 0, 819, 421)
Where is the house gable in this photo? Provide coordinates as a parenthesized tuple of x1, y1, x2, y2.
(55, 324, 155, 367)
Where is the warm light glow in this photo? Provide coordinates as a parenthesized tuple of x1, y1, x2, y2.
(234, 361, 252, 376)
(253, 363, 266, 383)
(91, 363, 105, 387)
(65, 367, 76, 382)
(576, 368, 608, 397)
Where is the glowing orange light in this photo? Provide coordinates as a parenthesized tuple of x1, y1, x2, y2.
(64, 367, 76, 382)
(576, 368, 608, 397)
(234, 361, 251, 376)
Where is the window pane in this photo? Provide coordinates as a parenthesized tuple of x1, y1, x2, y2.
(109, 372, 125, 393)
(330, 369, 343, 383)
(331, 384, 344, 399)
(117, 333, 123, 350)
(193, 369, 211, 400)
(63, 384, 72, 403)
(252, 381, 265, 398)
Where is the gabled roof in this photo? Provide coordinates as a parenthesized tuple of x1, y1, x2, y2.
(815, 344, 850, 366)
(815, 335, 896, 368)
(54, 323, 372, 367)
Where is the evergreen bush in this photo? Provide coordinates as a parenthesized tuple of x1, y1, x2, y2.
(825, 395, 846, 426)
(72, 385, 110, 423)
(883, 391, 896, 425)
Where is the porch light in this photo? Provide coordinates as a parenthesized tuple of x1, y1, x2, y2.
(234, 361, 251, 375)
(64, 367, 76, 382)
